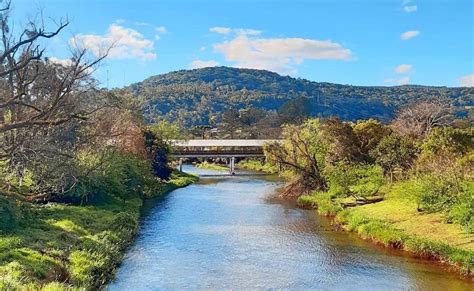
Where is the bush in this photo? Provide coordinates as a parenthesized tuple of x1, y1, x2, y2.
(370, 134, 418, 180)
(415, 174, 456, 212)
(403, 174, 473, 232)
(67, 152, 156, 204)
(324, 164, 385, 198)
(447, 181, 474, 232)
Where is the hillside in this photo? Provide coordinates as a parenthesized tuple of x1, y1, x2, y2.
(128, 67, 473, 126)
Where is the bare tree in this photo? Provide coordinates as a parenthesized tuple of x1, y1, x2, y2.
(0, 1, 109, 199)
(391, 99, 451, 139)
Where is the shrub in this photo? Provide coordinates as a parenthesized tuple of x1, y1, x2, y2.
(67, 152, 155, 204)
(447, 181, 473, 232)
(415, 174, 456, 212)
(324, 164, 385, 198)
(370, 134, 418, 181)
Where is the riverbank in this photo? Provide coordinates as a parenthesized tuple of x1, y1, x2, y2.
(195, 161, 228, 171)
(0, 171, 198, 290)
(237, 159, 278, 174)
(298, 182, 474, 276)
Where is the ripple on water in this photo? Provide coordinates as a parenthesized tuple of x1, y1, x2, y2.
(108, 166, 473, 290)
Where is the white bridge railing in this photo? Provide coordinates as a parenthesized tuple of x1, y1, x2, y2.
(169, 139, 280, 147)
(168, 139, 281, 175)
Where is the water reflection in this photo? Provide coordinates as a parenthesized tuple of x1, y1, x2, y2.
(109, 165, 472, 290)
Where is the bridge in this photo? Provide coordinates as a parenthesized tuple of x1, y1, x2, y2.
(169, 139, 280, 174)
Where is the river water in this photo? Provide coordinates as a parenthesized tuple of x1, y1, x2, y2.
(109, 165, 472, 290)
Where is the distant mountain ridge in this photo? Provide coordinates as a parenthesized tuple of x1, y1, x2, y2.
(128, 66, 473, 125)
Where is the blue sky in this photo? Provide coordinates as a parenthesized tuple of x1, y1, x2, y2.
(12, 0, 474, 88)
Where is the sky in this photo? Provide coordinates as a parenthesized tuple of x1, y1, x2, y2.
(11, 0, 474, 88)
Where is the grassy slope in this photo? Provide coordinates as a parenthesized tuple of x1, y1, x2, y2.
(0, 172, 198, 290)
(300, 182, 474, 274)
(349, 195, 473, 252)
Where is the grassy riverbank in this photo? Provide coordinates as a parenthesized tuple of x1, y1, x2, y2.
(298, 181, 474, 275)
(0, 172, 197, 290)
(195, 161, 228, 171)
(237, 159, 278, 174)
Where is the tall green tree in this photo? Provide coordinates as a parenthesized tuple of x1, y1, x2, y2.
(370, 134, 418, 181)
(353, 119, 392, 162)
(278, 97, 311, 124)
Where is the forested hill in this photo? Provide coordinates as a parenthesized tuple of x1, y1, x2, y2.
(128, 66, 473, 125)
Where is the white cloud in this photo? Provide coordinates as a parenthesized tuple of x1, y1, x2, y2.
(210, 27, 232, 35)
(135, 21, 150, 26)
(213, 35, 352, 74)
(459, 74, 474, 87)
(71, 24, 156, 60)
(210, 27, 261, 36)
(400, 30, 420, 40)
(154, 26, 168, 41)
(199, 46, 206, 52)
(48, 57, 74, 67)
(233, 28, 261, 36)
(384, 76, 410, 85)
(189, 59, 220, 69)
(403, 5, 417, 13)
(394, 64, 413, 74)
(155, 26, 168, 34)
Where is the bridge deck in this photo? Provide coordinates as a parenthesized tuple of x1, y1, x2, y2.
(170, 139, 279, 147)
(171, 149, 265, 158)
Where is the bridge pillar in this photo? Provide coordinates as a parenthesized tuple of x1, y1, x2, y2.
(179, 158, 183, 172)
(229, 157, 235, 175)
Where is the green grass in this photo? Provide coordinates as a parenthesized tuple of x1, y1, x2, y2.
(237, 159, 278, 174)
(298, 192, 343, 215)
(147, 171, 199, 198)
(336, 209, 474, 274)
(0, 171, 198, 290)
(195, 161, 229, 171)
(300, 180, 474, 275)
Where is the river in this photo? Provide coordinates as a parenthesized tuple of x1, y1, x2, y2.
(108, 165, 472, 290)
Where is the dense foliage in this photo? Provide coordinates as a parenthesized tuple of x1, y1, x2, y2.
(265, 107, 473, 234)
(129, 67, 473, 130)
(0, 2, 187, 289)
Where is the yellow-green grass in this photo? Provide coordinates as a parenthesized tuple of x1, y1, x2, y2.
(349, 197, 474, 252)
(0, 172, 197, 290)
(195, 161, 229, 171)
(237, 159, 278, 174)
(299, 181, 474, 274)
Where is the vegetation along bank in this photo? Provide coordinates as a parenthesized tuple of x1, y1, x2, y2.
(254, 107, 473, 275)
(0, 2, 197, 288)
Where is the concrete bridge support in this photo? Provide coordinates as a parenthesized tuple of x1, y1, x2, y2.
(229, 157, 235, 175)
